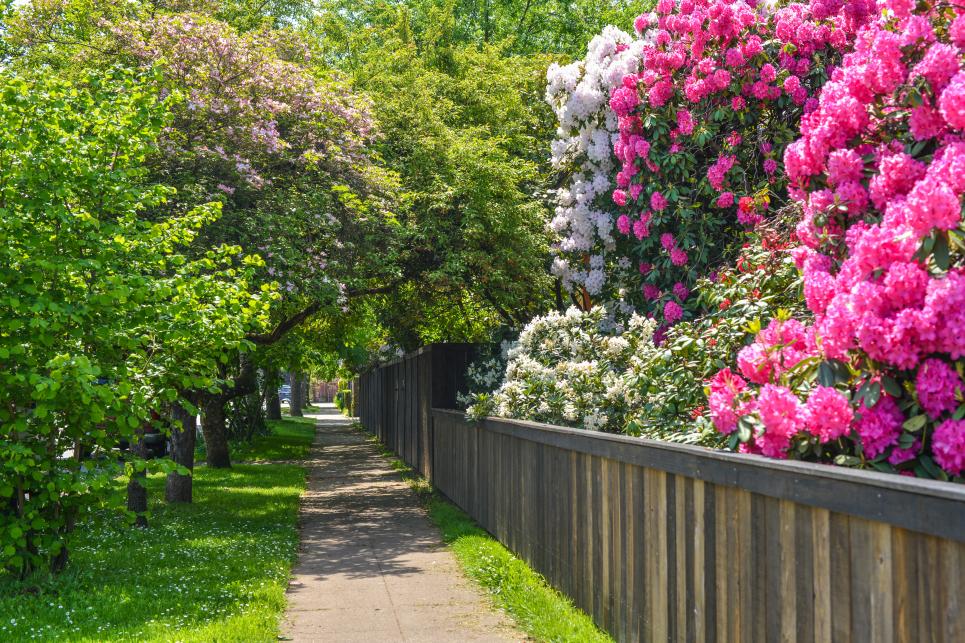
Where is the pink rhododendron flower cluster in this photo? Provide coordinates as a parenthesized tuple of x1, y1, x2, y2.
(714, 4, 965, 478)
(853, 396, 904, 460)
(916, 358, 963, 419)
(805, 386, 853, 442)
(933, 419, 965, 475)
(756, 384, 807, 458)
(664, 300, 684, 323)
(707, 367, 747, 434)
(604, 0, 865, 323)
(735, 318, 811, 384)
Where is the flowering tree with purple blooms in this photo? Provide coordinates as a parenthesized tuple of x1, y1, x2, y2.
(710, 2, 965, 480)
(9, 4, 402, 467)
(105, 12, 401, 464)
(107, 12, 397, 307)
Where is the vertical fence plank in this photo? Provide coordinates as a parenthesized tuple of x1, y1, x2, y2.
(608, 459, 622, 639)
(736, 489, 753, 643)
(592, 455, 604, 625)
(633, 461, 647, 643)
(674, 475, 687, 643)
(939, 539, 965, 641)
(617, 463, 629, 643)
(600, 458, 612, 628)
(624, 463, 638, 643)
(570, 451, 589, 606)
(830, 512, 853, 643)
(813, 508, 832, 643)
(589, 451, 599, 620)
(647, 469, 668, 641)
(726, 487, 741, 643)
(795, 504, 814, 643)
(779, 499, 797, 643)
(870, 521, 895, 643)
(850, 517, 874, 643)
(693, 479, 706, 643)
(715, 485, 729, 642)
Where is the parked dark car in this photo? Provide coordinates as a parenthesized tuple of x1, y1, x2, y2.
(278, 384, 292, 405)
(118, 414, 168, 459)
(140, 425, 168, 458)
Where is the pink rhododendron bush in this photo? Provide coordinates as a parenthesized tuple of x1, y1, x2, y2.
(486, 0, 965, 480)
(547, 0, 871, 323)
(710, 2, 965, 480)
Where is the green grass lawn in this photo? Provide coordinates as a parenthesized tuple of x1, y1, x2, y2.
(0, 417, 315, 642)
(365, 428, 612, 643)
(228, 416, 316, 462)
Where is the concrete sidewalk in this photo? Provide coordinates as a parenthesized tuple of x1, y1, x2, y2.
(281, 405, 521, 642)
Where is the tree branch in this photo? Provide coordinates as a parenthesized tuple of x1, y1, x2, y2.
(246, 280, 405, 345)
(247, 300, 323, 345)
(554, 277, 566, 312)
(482, 290, 517, 328)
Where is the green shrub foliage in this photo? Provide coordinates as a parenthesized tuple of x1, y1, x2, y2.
(0, 68, 270, 574)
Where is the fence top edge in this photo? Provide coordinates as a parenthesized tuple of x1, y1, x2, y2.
(358, 343, 478, 374)
(431, 408, 965, 502)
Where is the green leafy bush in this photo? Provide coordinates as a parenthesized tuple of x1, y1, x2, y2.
(464, 211, 805, 444)
(625, 212, 806, 442)
(0, 68, 269, 575)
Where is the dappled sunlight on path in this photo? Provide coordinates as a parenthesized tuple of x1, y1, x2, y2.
(282, 404, 520, 642)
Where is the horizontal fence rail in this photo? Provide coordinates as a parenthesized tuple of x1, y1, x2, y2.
(432, 410, 965, 643)
(356, 345, 965, 642)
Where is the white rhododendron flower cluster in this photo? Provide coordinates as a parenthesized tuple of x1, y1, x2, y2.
(465, 306, 658, 432)
(456, 340, 515, 409)
(545, 25, 648, 296)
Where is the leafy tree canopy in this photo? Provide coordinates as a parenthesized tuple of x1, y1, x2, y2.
(0, 66, 270, 573)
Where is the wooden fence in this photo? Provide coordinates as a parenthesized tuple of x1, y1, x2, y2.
(357, 348, 965, 642)
(311, 381, 338, 403)
(356, 344, 475, 477)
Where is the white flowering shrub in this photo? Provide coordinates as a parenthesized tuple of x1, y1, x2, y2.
(466, 307, 658, 433)
(456, 339, 515, 410)
(461, 217, 804, 446)
(545, 26, 646, 297)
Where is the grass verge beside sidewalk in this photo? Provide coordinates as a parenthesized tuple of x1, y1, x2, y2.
(229, 416, 316, 462)
(0, 416, 315, 642)
(361, 424, 612, 643)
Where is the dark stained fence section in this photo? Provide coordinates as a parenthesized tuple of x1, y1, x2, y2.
(430, 410, 965, 643)
(356, 348, 965, 642)
(356, 344, 475, 477)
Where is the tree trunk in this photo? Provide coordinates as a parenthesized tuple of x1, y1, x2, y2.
(201, 395, 231, 468)
(49, 507, 76, 573)
(166, 403, 196, 503)
(266, 368, 282, 420)
(483, 0, 491, 43)
(127, 426, 149, 528)
(290, 372, 304, 417)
